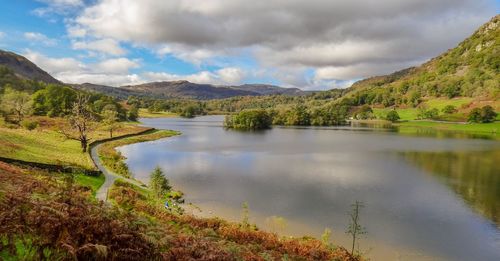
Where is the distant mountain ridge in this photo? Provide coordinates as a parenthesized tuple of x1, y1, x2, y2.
(0, 50, 306, 99)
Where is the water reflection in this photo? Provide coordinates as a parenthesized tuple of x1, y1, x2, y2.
(118, 116, 500, 260)
(404, 150, 500, 226)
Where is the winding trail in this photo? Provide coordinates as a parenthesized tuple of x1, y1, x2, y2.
(91, 143, 144, 201)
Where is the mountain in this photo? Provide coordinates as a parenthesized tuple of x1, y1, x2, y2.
(228, 84, 305, 96)
(121, 81, 259, 99)
(71, 83, 147, 100)
(345, 15, 499, 103)
(119, 81, 307, 100)
(0, 50, 60, 84)
(0, 50, 305, 100)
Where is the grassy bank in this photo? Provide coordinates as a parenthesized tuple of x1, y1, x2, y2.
(97, 129, 179, 178)
(138, 108, 178, 118)
(0, 116, 149, 170)
(396, 121, 500, 136)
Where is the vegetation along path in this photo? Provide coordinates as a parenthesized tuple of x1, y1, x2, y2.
(90, 128, 180, 201)
(91, 143, 143, 201)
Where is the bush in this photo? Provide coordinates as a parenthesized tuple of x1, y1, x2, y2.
(386, 110, 400, 122)
(480, 105, 497, 123)
(468, 108, 482, 123)
(21, 120, 38, 131)
(442, 105, 457, 114)
(468, 106, 497, 123)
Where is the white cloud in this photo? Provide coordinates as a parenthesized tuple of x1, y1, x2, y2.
(216, 67, 245, 84)
(67, 25, 87, 38)
(72, 38, 126, 56)
(56, 72, 143, 86)
(33, 0, 83, 16)
(22, 51, 144, 86)
(72, 0, 496, 89)
(94, 58, 140, 74)
(24, 50, 83, 74)
(144, 67, 246, 85)
(156, 45, 216, 66)
(24, 32, 57, 46)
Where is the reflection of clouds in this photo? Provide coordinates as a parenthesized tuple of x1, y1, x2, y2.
(119, 116, 500, 261)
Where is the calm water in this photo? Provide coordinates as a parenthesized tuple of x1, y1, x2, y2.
(119, 116, 500, 260)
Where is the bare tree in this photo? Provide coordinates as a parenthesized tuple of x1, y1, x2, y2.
(61, 94, 95, 152)
(346, 200, 366, 255)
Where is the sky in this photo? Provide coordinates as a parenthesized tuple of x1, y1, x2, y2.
(0, 1, 498, 90)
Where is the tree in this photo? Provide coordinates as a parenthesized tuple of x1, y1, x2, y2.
(468, 108, 482, 123)
(480, 105, 497, 123)
(102, 105, 121, 138)
(149, 166, 171, 198)
(224, 109, 272, 130)
(346, 201, 366, 255)
(0, 87, 33, 124)
(386, 110, 400, 122)
(128, 105, 139, 121)
(355, 105, 373, 120)
(62, 94, 95, 152)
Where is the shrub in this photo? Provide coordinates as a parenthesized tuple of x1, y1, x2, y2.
(480, 105, 497, 123)
(21, 120, 38, 131)
(442, 105, 457, 114)
(468, 108, 482, 123)
(468, 106, 497, 123)
(386, 110, 400, 122)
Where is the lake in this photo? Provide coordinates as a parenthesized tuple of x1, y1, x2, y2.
(118, 116, 500, 260)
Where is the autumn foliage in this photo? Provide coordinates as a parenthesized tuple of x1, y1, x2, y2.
(0, 162, 358, 260)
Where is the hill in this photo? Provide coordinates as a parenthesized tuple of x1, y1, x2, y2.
(344, 15, 499, 106)
(71, 83, 146, 100)
(121, 80, 260, 99)
(228, 84, 305, 96)
(0, 50, 60, 84)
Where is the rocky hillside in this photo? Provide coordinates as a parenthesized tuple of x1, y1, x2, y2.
(0, 50, 60, 84)
(344, 15, 499, 104)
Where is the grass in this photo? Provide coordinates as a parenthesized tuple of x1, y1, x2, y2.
(74, 173, 105, 196)
(138, 109, 178, 118)
(396, 121, 500, 137)
(372, 107, 417, 121)
(423, 97, 473, 110)
(0, 127, 95, 169)
(0, 116, 149, 170)
(98, 129, 180, 178)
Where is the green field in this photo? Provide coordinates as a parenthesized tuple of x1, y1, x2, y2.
(396, 121, 500, 136)
(0, 117, 150, 169)
(0, 127, 96, 169)
(138, 108, 178, 118)
(373, 97, 475, 121)
(423, 97, 473, 110)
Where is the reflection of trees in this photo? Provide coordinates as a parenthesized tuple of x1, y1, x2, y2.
(403, 150, 500, 227)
